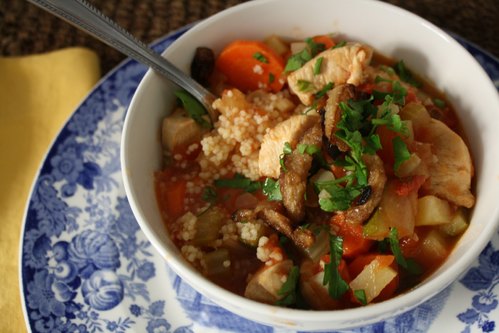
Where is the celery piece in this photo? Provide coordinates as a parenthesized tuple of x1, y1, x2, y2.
(193, 207, 225, 246)
(204, 248, 231, 276)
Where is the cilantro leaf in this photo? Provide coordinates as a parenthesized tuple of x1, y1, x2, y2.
(269, 73, 275, 84)
(279, 142, 293, 172)
(332, 40, 346, 49)
(284, 37, 328, 73)
(314, 82, 334, 100)
(392, 136, 411, 171)
(306, 37, 326, 55)
(371, 95, 408, 135)
(276, 266, 300, 306)
(297, 143, 321, 155)
(284, 48, 312, 72)
(364, 134, 382, 155)
(434, 98, 446, 108)
(394, 60, 422, 88)
(202, 186, 217, 203)
(386, 228, 406, 267)
(313, 56, 324, 75)
(283, 142, 293, 155)
(214, 173, 261, 192)
(386, 228, 423, 275)
(323, 234, 349, 299)
(253, 52, 268, 63)
(262, 178, 282, 201)
(175, 90, 212, 129)
(373, 81, 407, 105)
(297, 80, 314, 92)
(316, 179, 364, 212)
(353, 289, 368, 305)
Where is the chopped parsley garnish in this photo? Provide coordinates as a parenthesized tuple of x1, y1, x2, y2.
(262, 178, 282, 201)
(332, 40, 347, 49)
(202, 186, 217, 203)
(394, 60, 422, 88)
(385, 228, 423, 275)
(313, 56, 324, 75)
(284, 48, 312, 72)
(276, 266, 300, 306)
(434, 98, 446, 108)
(297, 143, 329, 169)
(306, 37, 326, 55)
(214, 173, 261, 192)
(392, 136, 411, 171)
(284, 37, 327, 72)
(174, 90, 212, 129)
(297, 79, 314, 92)
(269, 72, 275, 84)
(314, 82, 334, 99)
(375, 75, 392, 84)
(283, 142, 293, 155)
(353, 289, 368, 305)
(373, 80, 407, 105)
(323, 234, 350, 299)
(297, 143, 321, 155)
(253, 52, 268, 63)
(379, 65, 396, 75)
(371, 95, 408, 135)
(316, 180, 365, 212)
(318, 93, 408, 213)
(279, 142, 293, 172)
(335, 102, 371, 186)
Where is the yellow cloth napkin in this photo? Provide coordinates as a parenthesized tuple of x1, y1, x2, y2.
(0, 48, 101, 333)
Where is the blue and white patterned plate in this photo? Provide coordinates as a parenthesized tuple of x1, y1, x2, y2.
(20, 25, 499, 333)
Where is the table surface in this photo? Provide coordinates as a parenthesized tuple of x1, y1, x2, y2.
(1, 0, 498, 74)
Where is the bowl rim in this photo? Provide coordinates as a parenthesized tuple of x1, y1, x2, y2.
(121, 0, 499, 327)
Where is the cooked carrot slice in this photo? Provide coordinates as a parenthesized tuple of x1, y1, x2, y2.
(312, 35, 336, 49)
(215, 40, 285, 93)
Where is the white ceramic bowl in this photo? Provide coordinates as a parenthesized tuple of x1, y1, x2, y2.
(121, 0, 499, 330)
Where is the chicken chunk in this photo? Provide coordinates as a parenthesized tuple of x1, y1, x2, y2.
(400, 103, 475, 208)
(259, 114, 320, 178)
(419, 119, 475, 208)
(162, 108, 207, 152)
(287, 43, 373, 105)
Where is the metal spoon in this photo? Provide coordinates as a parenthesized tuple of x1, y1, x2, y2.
(27, 0, 218, 122)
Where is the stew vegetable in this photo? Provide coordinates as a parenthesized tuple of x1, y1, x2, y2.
(155, 34, 475, 309)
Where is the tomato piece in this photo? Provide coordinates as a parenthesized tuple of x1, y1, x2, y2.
(155, 171, 187, 220)
(393, 175, 427, 196)
(376, 125, 398, 175)
(331, 215, 374, 258)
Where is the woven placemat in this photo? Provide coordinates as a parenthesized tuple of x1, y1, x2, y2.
(1, 0, 498, 73)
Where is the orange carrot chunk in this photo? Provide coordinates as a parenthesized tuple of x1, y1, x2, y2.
(312, 35, 336, 49)
(215, 40, 285, 93)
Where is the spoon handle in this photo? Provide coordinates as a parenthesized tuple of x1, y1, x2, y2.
(27, 0, 217, 119)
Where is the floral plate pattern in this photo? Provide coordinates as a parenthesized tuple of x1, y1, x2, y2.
(20, 26, 499, 333)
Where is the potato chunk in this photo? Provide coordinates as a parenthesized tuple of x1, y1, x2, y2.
(349, 256, 397, 304)
(415, 195, 452, 226)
